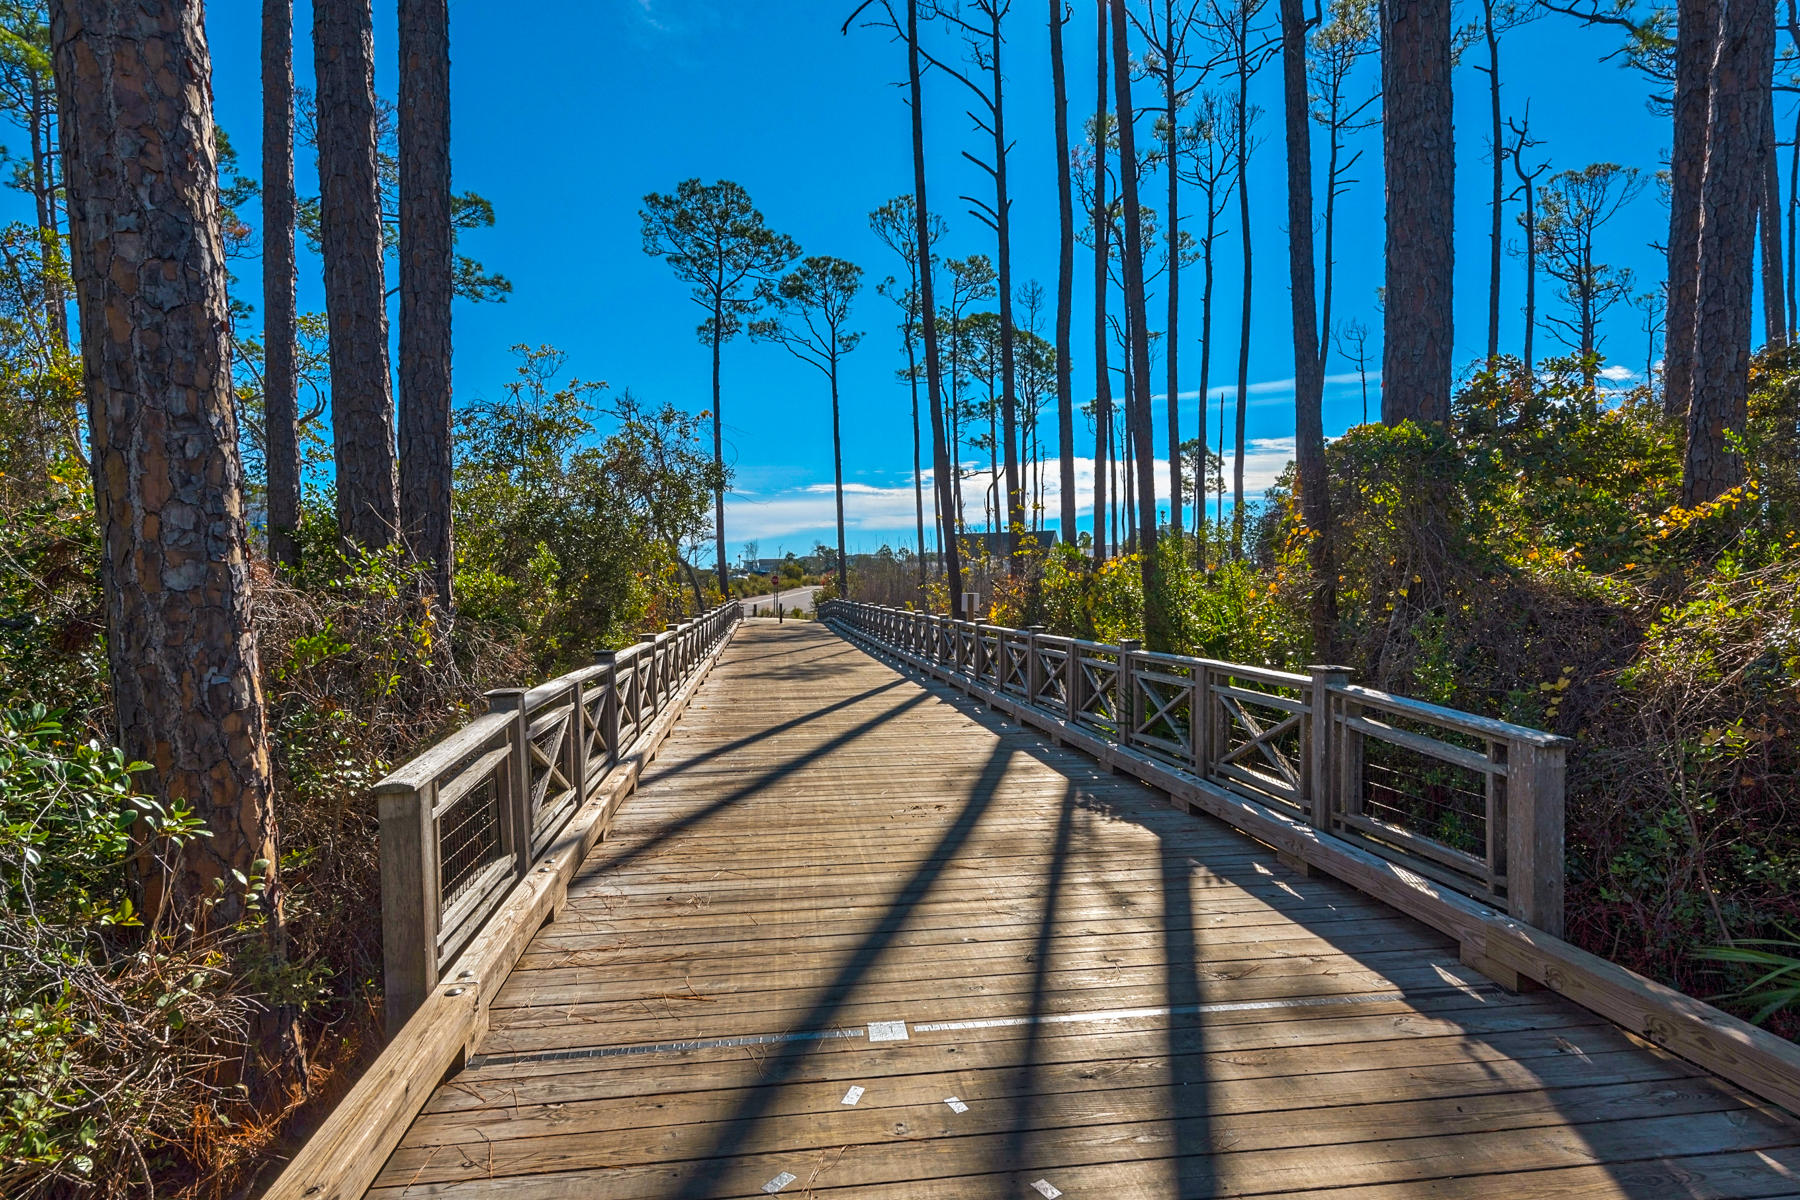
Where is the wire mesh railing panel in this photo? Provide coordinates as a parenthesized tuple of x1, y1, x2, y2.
(438, 772, 505, 912)
(1332, 694, 1505, 899)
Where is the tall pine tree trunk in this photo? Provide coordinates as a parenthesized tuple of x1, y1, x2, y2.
(1685, 0, 1773, 503)
(315, 0, 399, 546)
(908, 325, 927, 588)
(1232, 43, 1252, 554)
(1760, 81, 1785, 346)
(831, 356, 849, 597)
(1282, 0, 1335, 656)
(1665, 0, 1720, 419)
(53, 0, 284, 953)
(1379, 0, 1454, 425)
(908, 0, 962, 614)
(398, 0, 455, 612)
(1051, 0, 1078, 548)
(1319, 132, 1339, 374)
(1110, 0, 1167, 648)
(990, 22, 1023, 573)
(1484, 0, 1503, 367)
(1788, 105, 1798, 335)
(1163, 13, 1182, 536)
(263, 0, 300, 568)
(1521, 176, 1537, 375)
(1093, 0, 1112, 564)
(710, 325, 727, 596)
(1197, 190, 1216, 557)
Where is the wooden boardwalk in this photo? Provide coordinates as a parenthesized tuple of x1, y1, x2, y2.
(369, 620, 1800, 1199)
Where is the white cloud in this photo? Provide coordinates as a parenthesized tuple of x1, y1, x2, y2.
(724, 439, 1298, 546)
(632, 0, 670, 31)
(1154, 371, 1377, 404)
(1598, 364, 1637, 382)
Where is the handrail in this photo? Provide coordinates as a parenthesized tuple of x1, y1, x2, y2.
(819, 599, 1569, 934)
(820, 599, 1800, 1120)
(374, 600, 742, 1027)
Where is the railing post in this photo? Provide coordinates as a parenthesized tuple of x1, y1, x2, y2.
(638, 633, 660, 718)
(1117, 639, 1142, 743)
(1065, 638, 1083, 722)
(567, 678, 588, 809)
(971, 617, 989, 684)
(1506, 737, 1568, 937)
(1192, 663, 1212, 778)
(594, 650, 620, 772)
(1306, 665, 1352, 833)
(485, 687, 533, 879)
(1025, 625, 1046, 704)
(376, 778, 438, 1032)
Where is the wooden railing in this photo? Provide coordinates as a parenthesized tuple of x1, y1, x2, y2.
(374, 601, 740, 1026)
(821, 599, 1800, 1117)
(822, 600, 1569, 936)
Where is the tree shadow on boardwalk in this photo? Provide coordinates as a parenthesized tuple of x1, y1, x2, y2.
(573, 676, 925, 884)
(862, 645, 1772, 1198)
(440, 622, 1796, 1199)
(666, 737, 1018, 1200)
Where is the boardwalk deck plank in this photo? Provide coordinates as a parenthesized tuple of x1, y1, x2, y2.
(372, 620, 1800, 1198)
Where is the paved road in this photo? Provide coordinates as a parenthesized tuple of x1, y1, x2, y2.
(740, 584, 819, 617)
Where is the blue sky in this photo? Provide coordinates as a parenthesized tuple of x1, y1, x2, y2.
(60, 2, 1697, 557)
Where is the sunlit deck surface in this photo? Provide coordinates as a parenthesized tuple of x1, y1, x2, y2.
(370, 619, 1800, 1199)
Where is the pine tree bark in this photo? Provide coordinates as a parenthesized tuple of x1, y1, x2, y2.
(1665, 0, 1720, 419)
(1051, 0, 1078, 548)
(263, 0, 300, 568)
(398, 0, 455, 612)
(1760, 80, 1785, 347)
(989, 20, 1024, 573)
(1231, 32, 1253, 553)
(1162, 2, 1182, 536)
(315, 0, 399, 546)
(1092, 0, 1112, 563)
(1379, 0, 1453, 425)
(52, 0, 283, 942)
(831, 353, 849, 598)
(908, 0, 963, 613)
(710, 325, 727, 597)
(1110, 0, 1167, 649)
(1196, 169, 1218, 555)
(1483, 0, 1503, 367)
(908, 320, 928, 588)
(1684, 0, 1773, 503)
(1282, 0, 1334, 657)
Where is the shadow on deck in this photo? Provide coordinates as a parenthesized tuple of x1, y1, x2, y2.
(366, 619, 1800, 1199)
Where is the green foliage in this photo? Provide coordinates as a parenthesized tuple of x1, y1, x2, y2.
(0, 705, 256, 1198)
(985, 346, 1799, 1035)
(1700, 933, 1800, 1025)
(294, 92, 511, 303)
(453, 346, 724, 670)
(0, 466, 104, 725)
(0, 707, 177, 930)
(0, 221, 80, 496)
(639, 179, 800, 345)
